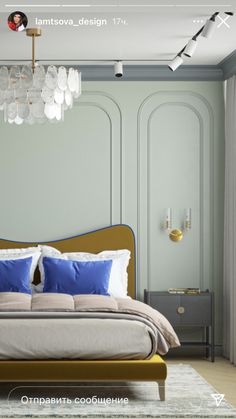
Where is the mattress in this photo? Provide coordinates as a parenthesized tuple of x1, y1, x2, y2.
(0, 316, 155, 360)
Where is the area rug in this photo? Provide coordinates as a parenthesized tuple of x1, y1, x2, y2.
(0, 364, 235, 418)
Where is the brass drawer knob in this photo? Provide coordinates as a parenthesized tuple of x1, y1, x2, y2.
(177, 306, 185, 314)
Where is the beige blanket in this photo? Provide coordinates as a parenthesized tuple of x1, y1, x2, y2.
(0, 293, 180, 352)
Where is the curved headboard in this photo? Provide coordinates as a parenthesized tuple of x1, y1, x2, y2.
(0, 225, 136, 298)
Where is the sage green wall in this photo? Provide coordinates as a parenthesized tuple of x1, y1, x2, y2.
(0, 81, 225, 346)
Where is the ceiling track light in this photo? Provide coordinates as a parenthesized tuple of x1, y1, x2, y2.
(169, 19, 206, 70)
(114, 61, 123, 77)
(169, 11, 234, 71)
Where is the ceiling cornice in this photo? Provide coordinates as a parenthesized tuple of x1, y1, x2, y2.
(79, 65, 223, 81)
(219, 50, 236, 81)
(1, 59, 235, 81)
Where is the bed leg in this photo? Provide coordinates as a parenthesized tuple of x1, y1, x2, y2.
(157, 380, 165, 401)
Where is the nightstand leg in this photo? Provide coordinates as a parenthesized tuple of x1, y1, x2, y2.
(211, 294, 215, 362)
(211, 325, 215, 362)
(206, 326, 210, 359)
(157, 380, 165, 401)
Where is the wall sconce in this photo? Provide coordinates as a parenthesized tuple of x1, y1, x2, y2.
(165, 208, 191, 242)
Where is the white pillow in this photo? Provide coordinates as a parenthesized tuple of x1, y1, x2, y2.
(34, 245, 61, 293)
(36, 245, 130, 298)
(0, 247, 41, 286)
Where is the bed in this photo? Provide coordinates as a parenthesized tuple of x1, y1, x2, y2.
(0, 224, 178, 401)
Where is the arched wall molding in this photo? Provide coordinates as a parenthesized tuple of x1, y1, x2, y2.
(79, 91, 123, 225)
(76, 101, 113, 226)
(137, 91, 214, 297)
(146, 102, 204, 292)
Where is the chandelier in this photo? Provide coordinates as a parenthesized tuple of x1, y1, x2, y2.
(0, 28, 81, 125)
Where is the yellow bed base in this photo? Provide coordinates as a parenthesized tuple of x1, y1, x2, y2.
(0, 356, 167, 401)
(0, 225, 167, 400)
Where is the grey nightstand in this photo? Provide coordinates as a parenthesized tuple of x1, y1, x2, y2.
(144, 290, 215, 362)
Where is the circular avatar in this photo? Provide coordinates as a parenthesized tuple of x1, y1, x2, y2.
(8, 11, 28, 32)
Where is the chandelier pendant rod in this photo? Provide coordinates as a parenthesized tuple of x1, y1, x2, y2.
(26, 28, 42, 74)
(32, 34, 35, 73)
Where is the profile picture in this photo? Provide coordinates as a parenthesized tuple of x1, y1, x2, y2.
(8, 11, 28, 32)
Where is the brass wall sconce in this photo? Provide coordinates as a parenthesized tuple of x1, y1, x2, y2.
(165, 208, 191, 242)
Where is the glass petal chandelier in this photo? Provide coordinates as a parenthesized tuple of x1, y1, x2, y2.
(0, 28, 81, 125)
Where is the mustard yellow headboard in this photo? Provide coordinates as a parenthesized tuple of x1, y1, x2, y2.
(0, 225, 136, 298)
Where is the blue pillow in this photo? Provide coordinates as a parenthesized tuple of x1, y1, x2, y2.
(42, 257, 113, 296)
(0, 257, 32, 294)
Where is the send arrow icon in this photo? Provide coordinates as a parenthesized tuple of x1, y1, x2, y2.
(211, 393, 225, 406)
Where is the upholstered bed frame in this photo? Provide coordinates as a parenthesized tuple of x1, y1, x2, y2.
(0, 225, 167, 401)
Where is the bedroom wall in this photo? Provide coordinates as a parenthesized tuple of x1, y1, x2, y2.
(0, 81, 225, 348)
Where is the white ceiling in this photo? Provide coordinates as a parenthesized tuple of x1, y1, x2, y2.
(0, 0, 235, 65)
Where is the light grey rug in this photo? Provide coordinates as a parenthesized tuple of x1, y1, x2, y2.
(0, 364, 235, 418)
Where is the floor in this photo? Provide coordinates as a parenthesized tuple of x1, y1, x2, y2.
(166, 357, 236, 408)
